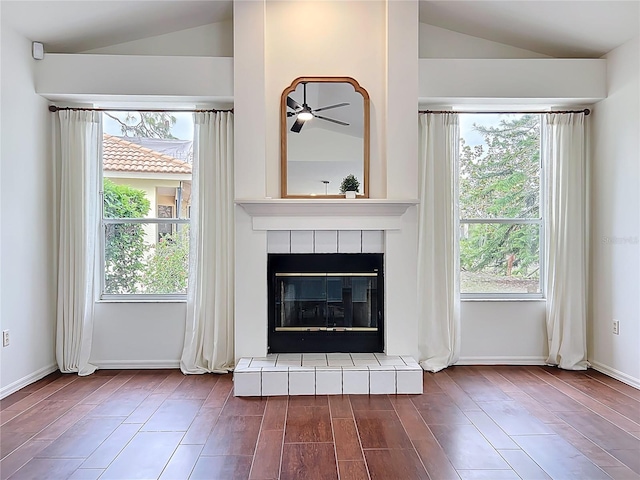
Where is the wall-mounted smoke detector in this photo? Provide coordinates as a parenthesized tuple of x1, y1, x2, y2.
(32, 41, 44, 60)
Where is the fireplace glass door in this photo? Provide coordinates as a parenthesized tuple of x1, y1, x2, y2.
(268, 253, 384, 353)
(276, 273, 378, 331)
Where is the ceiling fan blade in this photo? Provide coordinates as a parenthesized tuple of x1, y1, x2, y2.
(291, 117, 305, 133)
(287, 96, 302, 111)
(315, 115, 349, 126)
(313, 102, 350, 113)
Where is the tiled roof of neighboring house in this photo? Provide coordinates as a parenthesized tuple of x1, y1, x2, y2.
(103, 134, 192, 174)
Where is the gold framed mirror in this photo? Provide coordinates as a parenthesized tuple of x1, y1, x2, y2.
(280, 77, 370, 198)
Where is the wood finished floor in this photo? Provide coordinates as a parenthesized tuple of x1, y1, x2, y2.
(1, 366, 639, 480)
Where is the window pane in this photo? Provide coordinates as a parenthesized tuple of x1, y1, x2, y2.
(101, 111, 193, 297)
(102, 111, 193, 220)
(460, 223, 540, 294)
(104, 223, 189, 295)
(459, 114, 540, 219)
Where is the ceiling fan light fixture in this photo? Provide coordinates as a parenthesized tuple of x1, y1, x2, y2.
(298, 110, 313, 121)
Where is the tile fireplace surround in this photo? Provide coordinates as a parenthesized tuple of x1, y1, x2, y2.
(235, 199, 420, 396)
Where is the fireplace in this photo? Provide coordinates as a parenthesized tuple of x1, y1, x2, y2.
(268, 253, 384, 353)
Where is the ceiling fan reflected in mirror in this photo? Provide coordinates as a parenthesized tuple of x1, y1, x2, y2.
(286, 82, 350, 133)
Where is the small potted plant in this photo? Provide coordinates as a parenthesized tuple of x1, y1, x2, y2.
(340, 174, 360, 199)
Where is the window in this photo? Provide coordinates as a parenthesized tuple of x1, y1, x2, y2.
(459, 113, 542, 298)
(100, 111, 194, 299)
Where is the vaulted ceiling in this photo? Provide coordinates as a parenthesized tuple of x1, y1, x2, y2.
(2, 0, 638, 57)
(419, 1, 639, 57)
(1, 1, 233, 53)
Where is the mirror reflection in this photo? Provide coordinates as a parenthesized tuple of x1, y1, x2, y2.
(281, 77, 369, 198)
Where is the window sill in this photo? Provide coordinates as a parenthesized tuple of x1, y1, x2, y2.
(461, 298, 546, 302)
(97, 297, 187, 304)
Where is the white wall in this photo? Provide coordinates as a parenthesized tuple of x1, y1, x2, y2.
(590, 36, 640, 386)
(459, 301, 547, 363)
(82, 20, 233, 57)
(233, 0, 269, 359)
(418, 58, 606, 105)
(0, 26, 57, 396)
(35, 54, 233, 104)
(91, 303, 185, 368)
(264, 0, 386, 199)
(384, 0, 419, 356)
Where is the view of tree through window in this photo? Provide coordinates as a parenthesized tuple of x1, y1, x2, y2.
(459, 114, 542, 295)
(101, 111, 194, 297)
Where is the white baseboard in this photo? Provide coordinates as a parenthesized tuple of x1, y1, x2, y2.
(589, 360, 640, 390)
(91, 360, 180, 370)
(456, 356, 547, 366)
(0, 363, 58, 400)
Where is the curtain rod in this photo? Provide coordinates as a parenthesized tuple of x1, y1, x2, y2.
(48, 105, 233, 113)
(419, 108, 590, 116)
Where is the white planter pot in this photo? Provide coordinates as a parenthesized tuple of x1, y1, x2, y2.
(345, 191, 357, 199)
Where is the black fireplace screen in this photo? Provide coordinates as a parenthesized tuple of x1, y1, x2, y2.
(268, 253, 383, 353)
(276, 273, 378, 331)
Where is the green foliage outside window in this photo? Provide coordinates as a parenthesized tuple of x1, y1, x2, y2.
(144, 226, 190, 294)
(103, 179, 150, 294)
(103, 179, 190, 295)
(459, 115, 541, 292)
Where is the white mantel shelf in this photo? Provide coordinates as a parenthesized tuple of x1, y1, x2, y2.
(236, 198, 418, 231)
(236, 198, 418, 217)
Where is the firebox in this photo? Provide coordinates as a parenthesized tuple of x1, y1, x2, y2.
(268, 253, 384, 353)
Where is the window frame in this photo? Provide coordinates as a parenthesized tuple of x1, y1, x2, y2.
(458, 113, 545, 300)
(98, 111, 193, 302)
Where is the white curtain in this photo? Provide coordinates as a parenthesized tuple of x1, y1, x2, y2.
(417, 113, 461, 372)
(181, 112, 235, 374)
(544, 112, 589, 370)
(56, 111, 102, 375)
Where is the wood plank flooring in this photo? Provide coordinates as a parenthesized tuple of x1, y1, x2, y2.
(1, 366, 638, 479)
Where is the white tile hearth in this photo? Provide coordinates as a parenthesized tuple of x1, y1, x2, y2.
(350, 352, 374, 357)
(233, 369, 261, 396)
(342, 368, 370, 394)
(369, 367, 396, 394)
(327, 358, 355, 367)
(316, 368, 343, 395)
(262, 370, 289, 396)
(397, 367, 424, 395)
(233, 353, 423, 396)
(288, 369, 316, 395)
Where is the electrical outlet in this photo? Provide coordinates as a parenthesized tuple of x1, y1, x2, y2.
(2, 330, 9, 347)
(613, 320, 620, 335)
